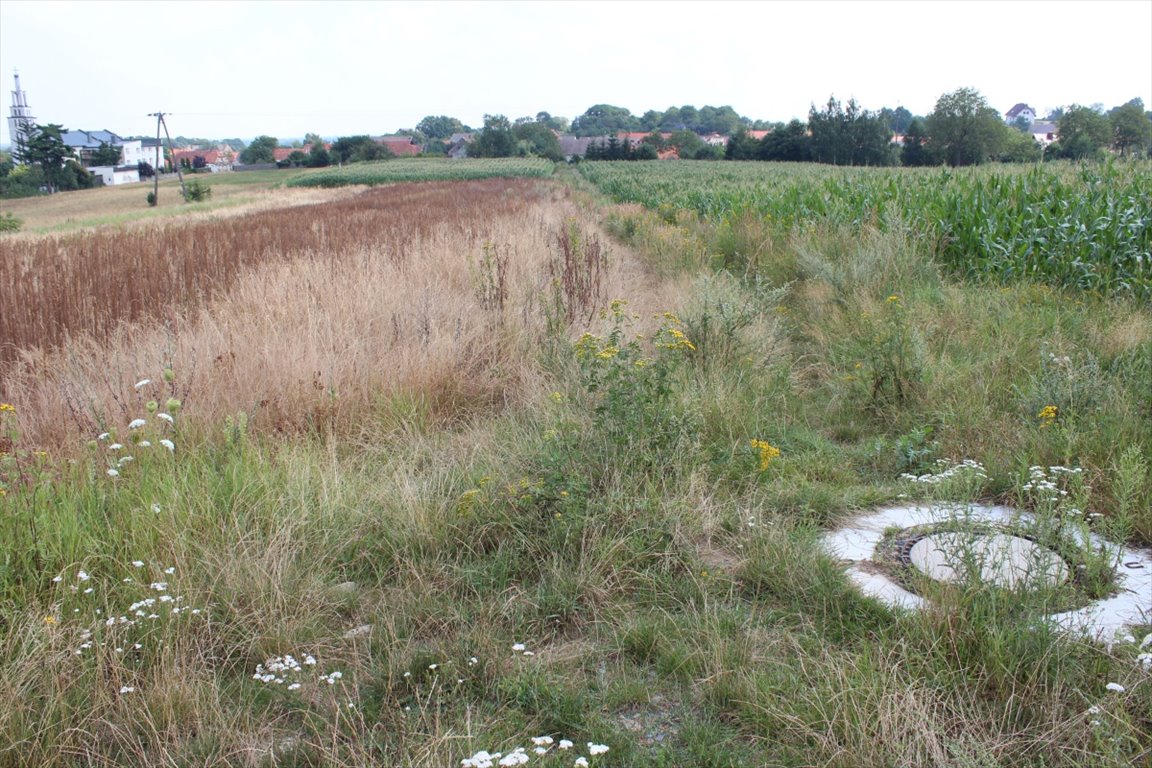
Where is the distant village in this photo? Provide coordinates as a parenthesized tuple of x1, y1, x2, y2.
(3, 71, 1139, 189)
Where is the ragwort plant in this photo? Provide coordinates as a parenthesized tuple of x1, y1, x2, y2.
(573, 301, 698, 471)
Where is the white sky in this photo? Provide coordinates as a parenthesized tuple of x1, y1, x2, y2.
(1, 0, 1150, 144)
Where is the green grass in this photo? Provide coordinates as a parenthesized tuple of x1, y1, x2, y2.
(285, 157, 556, 188)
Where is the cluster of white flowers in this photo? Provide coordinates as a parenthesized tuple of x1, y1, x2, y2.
(512, 642, 535, 657)
(253, 654, 315, 684)
(1121, 633, 1152, 671)
(1021, 465, 1082, 502)
(47, 562, 204, 702)
(899, 459, 989, 485)
(461, 738, 607, 768)
(250, 653, 346, 693)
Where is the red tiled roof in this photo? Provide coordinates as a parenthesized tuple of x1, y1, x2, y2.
(377, 138, 421, 156)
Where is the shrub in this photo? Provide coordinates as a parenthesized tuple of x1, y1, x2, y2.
(0, 211, 22, 232)
(184, 179, 212, 202)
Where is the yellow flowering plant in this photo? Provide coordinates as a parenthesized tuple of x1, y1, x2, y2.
(574, 302, 698, 461)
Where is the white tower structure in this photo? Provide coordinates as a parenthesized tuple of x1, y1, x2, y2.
(8, 71, 37, 163)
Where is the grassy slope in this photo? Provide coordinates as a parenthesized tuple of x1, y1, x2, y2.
(0, 167, 1149, 767)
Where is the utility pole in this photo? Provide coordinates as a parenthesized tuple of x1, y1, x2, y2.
(147, 112, 187, 204)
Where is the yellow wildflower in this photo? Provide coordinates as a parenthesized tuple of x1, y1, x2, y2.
(749, 439, 781, 472)
(550, 391, 564, 403)
(0, 403, 15, 414)
(1037, 405, 1058, 428)
(886, 295, 901, 304)
(597, 345, 620, 360)
(44, 615, 56, 625)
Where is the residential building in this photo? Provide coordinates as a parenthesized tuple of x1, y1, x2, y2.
(1031, 120, 1058, 146)
(1005, 103, 1037, 125)
(375, 135, 421, 156)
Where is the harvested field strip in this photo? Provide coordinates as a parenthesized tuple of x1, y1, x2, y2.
(0, 178, 550, 367)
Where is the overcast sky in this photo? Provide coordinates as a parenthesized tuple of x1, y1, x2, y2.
(2, 0, 1150, 144)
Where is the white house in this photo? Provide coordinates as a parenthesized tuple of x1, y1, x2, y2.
(1004, 103, 1036, 125)
(1031, 120, 1059, 147)
(88, 165, 141, 186)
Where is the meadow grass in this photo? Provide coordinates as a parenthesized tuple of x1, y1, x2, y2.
(1, 165, 1150, 767)
(0, 170, 329, 235)
(285, 158, 556, 189)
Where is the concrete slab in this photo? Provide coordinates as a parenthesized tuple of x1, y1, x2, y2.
(906, 531, 1069, 589)
(823, 503, 1152, 643)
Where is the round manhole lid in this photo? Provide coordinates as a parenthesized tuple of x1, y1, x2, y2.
(907, 531, 1069, 589)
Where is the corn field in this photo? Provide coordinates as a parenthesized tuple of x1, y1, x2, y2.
(578, 160, 1152, 298)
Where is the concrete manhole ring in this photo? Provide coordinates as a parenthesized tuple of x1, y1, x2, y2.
(823, 503, 1152, 642)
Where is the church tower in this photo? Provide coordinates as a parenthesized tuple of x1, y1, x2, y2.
(8, 71, 38, 163)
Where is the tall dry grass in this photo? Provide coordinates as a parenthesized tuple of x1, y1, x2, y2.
(2, 178, 679, 450)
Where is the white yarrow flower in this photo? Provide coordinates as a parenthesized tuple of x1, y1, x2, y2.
(128, 419, 146, 430)
(512, 643, 526, 652)
(558, 740, 573, 750)
(134, 379, 151, 390)
(107, 468, 120, 477)
(160, 439, 175, 452)
(588, 743, 609, 755)
(157, 413, 174, 424)
(1106, 682, 1126, 693)
(574, 758, 589, 768)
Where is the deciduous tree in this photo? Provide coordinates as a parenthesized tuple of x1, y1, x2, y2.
(239, 135, 279, 165)
(20, 123, 72, 192)
(925, 87, 1007, 166)
(1054, 104, 1112, 160)
(1109, 98, 1152, 157)
(90, 141, 123, 166)
(469, 114, 517, 157)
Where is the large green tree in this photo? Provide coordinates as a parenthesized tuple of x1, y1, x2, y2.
(807, 96, 895, 166)
(330, 135, 391, 164)
(469, 114, 517, 157)
(415, 115, 469, 140)
(1109, 98, 1152, 157)
(239, 135, 279, 164)
(1054, 104, 1112, 160)
(571, 104, 640, 137)
(20, 123, 73, 192)
(511, 121, 563, 162)
(759, 120, 811, 162)
(89, 141, 123, 166)
(900, 117, 935, 166)
(925, 87, 1007, 166)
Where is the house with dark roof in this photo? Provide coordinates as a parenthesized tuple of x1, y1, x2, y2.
(60, 129, 148, 184)
(1005, 103, 1036, 125)
(1030, 120, 1058, 146)
(446, 133, 473, 159)
(558, 135, 593, 160)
